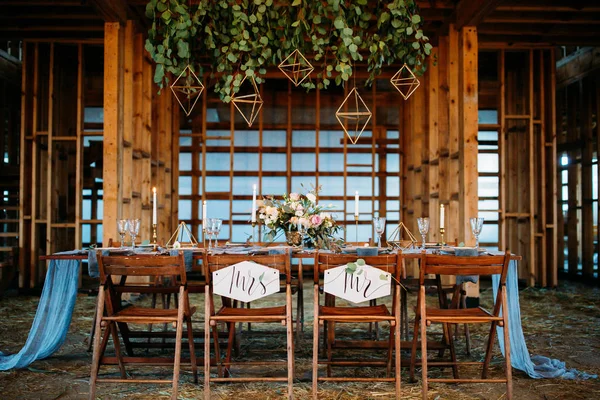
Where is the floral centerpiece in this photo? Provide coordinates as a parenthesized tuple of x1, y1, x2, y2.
(256, 186, 342, 250)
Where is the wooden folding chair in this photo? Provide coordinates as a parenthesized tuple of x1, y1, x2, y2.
(312, 253, 402, 399)
(203, 252, 294, 399)
(412, 250, 513, 399)
(89, 252, 197, 400)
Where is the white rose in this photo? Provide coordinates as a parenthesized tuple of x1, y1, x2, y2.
(306, 193, 316, 203)
(289, 192, 300, 201)
(173, 241, 181, 249)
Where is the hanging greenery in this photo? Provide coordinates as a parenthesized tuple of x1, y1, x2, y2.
(145, 0, 432, 101)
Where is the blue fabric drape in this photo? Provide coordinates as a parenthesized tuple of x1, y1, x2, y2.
(492, 261, 597, 379)
(0, 252, 81, 370)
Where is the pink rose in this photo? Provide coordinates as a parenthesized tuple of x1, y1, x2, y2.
(289, 192, 300, 201)
(310, 214, 323, 227)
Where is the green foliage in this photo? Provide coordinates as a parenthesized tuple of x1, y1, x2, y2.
(145, 0, 431, 101)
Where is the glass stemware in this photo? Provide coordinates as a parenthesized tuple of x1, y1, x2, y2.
(205, 218, 215, 249)
(117, 219, 129, 247)
(212, 218, 223, 247)
(373, 217, 386, 248)
(417, 217, 430, 250)
(470, 217, 484, 248)
(128, 219, 140, 249)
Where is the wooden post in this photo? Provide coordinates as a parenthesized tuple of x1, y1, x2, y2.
(122, 21, 134, 222)
(102, 22, 124, 246)
(447, 25, 460, 246)
(428, 46, 440, 243)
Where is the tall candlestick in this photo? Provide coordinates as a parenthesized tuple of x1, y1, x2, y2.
(251, 184, 257, 223)
(354, 191, 359, 217)
(440, 204, 445, 229)
(202, 200, 207, 223)
(152, 187, 157, 225)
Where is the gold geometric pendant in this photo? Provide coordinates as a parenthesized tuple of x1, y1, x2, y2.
(390, 63, 420, 100)
(232, 75, 263, 127)
(278, 49, 314, 86)
(335, 87, 372, 145)
(170, 65, 204, 116)
(387, 222, 418, 250)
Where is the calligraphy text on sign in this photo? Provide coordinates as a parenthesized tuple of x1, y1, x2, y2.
(212, 261, 280, 303)
(324, 263, 391, 304)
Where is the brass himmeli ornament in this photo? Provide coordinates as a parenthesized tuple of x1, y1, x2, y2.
(278, 49, 314, 86)
(170, 65, 204, 116)
(231, 75, 263, 127)
(390, 63, 420, 100)
(166, 221, 199, 248)
(387, 222, 418, 250)
(335, 87, 372, 145)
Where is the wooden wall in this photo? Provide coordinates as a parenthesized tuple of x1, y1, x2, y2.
(18, 21, 175, 289)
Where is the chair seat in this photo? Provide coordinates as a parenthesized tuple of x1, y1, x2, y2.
(319, 304, 392, 322)
(425, 306, 502, 324)
(105, 305, 196, 323)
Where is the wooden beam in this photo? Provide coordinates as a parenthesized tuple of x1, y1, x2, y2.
(455, 0, 502, 29)
(88, 0, 130, 24)
(556, 47, 600, 88)
(102, 22, 124, 246)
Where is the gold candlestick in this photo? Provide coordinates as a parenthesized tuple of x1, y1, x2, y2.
(354, 214, 359, 244)
(152, 223, 158, 250)
(440, 227, 446, 246)
(251, 221, 257, 246)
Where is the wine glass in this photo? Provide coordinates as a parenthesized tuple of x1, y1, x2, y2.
(205, 218, 215, 249)
(417, 217, 430, 250)
(212, 218, 223, 247)
(128, 218, 140, 249)
(373, 217, 386, 248)
(470, 217, 484, 249)
(117, 219, 128, 247)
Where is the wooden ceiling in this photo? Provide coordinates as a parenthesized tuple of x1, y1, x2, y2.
(1, 0, 599, 46)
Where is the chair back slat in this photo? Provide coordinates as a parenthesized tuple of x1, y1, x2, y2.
(97, 252, 187, 284)
(420, 252, 510, 284)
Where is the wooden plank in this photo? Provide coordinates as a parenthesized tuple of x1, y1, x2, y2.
(548, 49, 558, 287)
(121, 21, 134, 221)
(538, 50, 547, 287)
(498, 50, 506, 252)
(29, 44, 39, 288)
(528, 49, 536, 287)
(428, 46, 440, 239)
(556, 47, 600, 88)
(18, 42, 28, 289)
(46, 43, 54, 258)
(455, 0, 503, 30)
(102, 22, 123, 247)
(566, 84, 579, 277)
(132, 33, 143, 221)
(447, 25, 460, 247)
(581, 79, 594, 279)
(74, 43, 83, 280)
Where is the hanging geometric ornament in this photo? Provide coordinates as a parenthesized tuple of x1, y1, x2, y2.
(170, 65, 204, 116)
(278, 49, 314, 86)
(390, 63, 420, 100)
(231, 75, 263, 127)
(335, 87, 372, 145)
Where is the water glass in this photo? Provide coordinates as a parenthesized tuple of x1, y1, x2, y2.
(417, 217, 430, 250)
(470, 217, 484, 248)
(206, 218, 215, 249)
(373, 217, 386, 248)
(297, 220, 308, 250)
(117, 219, 129, 247)
(128, 219, 140, 249)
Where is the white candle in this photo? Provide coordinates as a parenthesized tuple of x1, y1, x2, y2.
(251, 184, 257, 223)
(152, 187, 157, 225)
(440, 204, 445, 229)
(354, 191, 359, 217)
(202, 200, 207, 225)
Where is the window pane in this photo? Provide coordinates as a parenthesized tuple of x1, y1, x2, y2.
(292, 153, 316, 171)
(263, 130, 287, 147)
(319, 130, 344, 147)
(179, 153, 192, 171)
(319, 153, 344, 172)
(232, 177, 258, 195)
(235, 130, 259, 147)
(179, 200, 192, 220)
(263, 153, 287, 171)
(478, 177, 499, 197)
(478, 154, 498, 173)
(206, 153, 230, 171)
(262, 177, 286, 195)
(179, 176, 192, 195)
(478, 110, 498, 124)
(292, 130, 316, 147)
(234, 153, 259, 171)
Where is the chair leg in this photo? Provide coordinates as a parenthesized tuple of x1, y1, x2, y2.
(394, 287, 402, 397)
(110, 323, 127, 379)
(312, 287, 319, 400)
(501, 289, 513, 400)
(445, 322, 459, 379)
(326, 321, 335, 377)
(186, 316, 198, 384)
(212, 324, 222, 378)
(87, 295, 99, 353)
(204, 289, 211, 400)
(171, 311, 184, 400)
(401, 288, 409, 341)
(409, 315, 420, 383)
(286, 285, 294, 399)
(224, 321, 236, 377)
(461, 292, 472, 355)
(420, 310, 428, 400)
(89, 289, 106, 400)
(482, 321, 498, 379)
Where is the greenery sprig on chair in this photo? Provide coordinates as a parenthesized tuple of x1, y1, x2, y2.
(145, 0, 432, 100)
